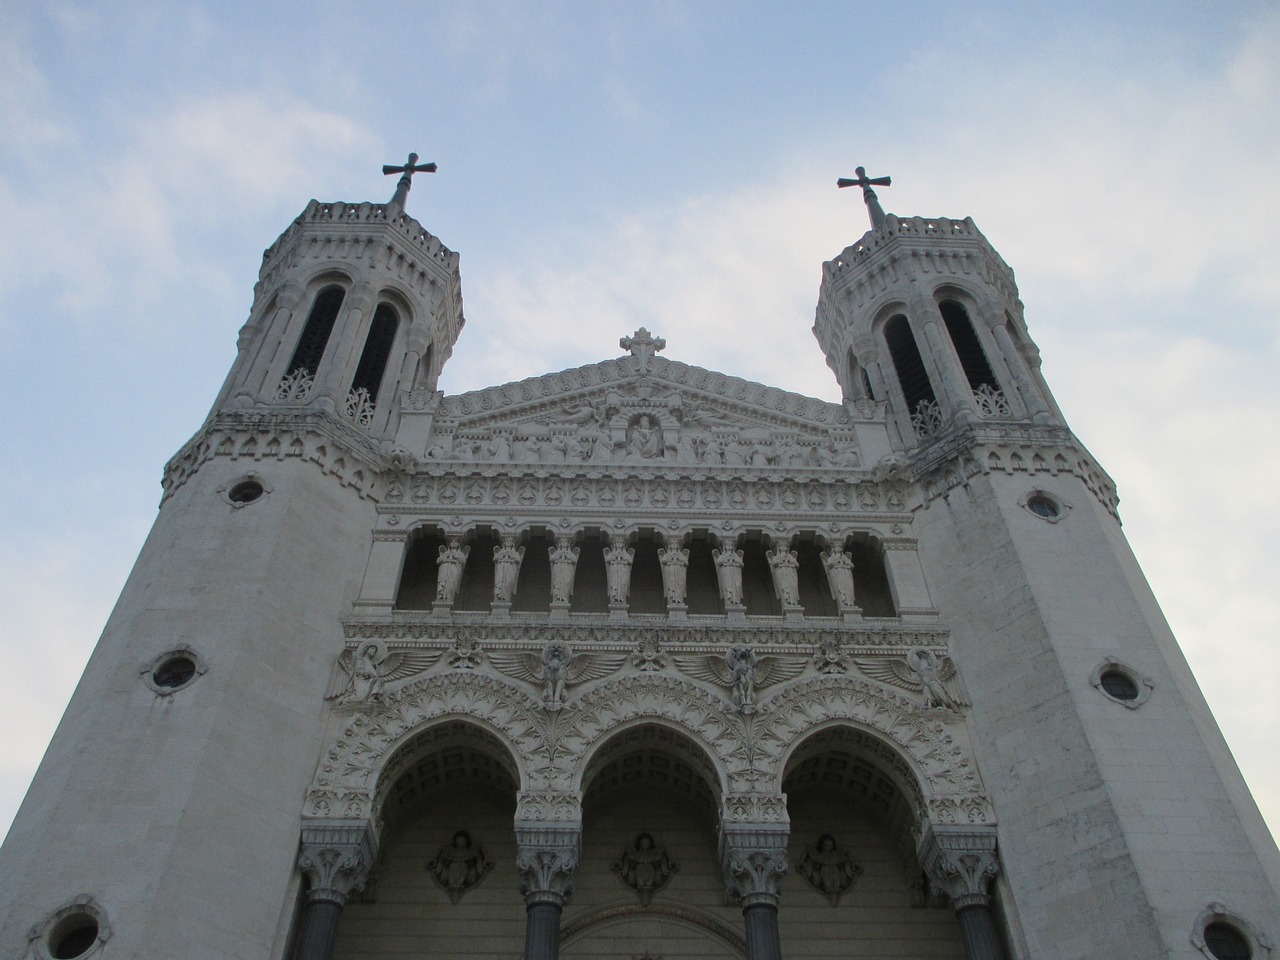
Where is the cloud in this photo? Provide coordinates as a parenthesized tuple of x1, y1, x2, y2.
(0, 87, 376, 325)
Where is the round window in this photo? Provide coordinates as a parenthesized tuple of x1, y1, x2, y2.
(153, 655, 197, 689)
(1025, 494, 1060, 519)
(227, 479, 264, 504)
(1204, 922, 1252, 960)
(48, 913, 99, 959)
(1099, 668, 1139, 701)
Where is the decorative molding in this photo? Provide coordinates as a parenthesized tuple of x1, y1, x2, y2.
(720, 827, 790, 907)
(297, 821, 377, 904)
(515, 823, 581, 906)
(918, 826, 1000, 910)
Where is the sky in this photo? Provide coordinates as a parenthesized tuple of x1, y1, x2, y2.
(1, 1, 1277, 851)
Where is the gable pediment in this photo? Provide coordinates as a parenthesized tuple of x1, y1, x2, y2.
(419, 354, 868, 469)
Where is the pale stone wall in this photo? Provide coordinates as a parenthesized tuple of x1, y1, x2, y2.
(914, 467, 1280, 957)
(0, 458, 376, 960)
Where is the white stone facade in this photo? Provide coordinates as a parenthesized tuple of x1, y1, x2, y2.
(0, 197, 1276, 960)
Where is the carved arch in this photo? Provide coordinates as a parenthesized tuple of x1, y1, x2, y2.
(758, 675, 994, 833)
(303, 671, 543, 823)
(565, 676, 742, 797)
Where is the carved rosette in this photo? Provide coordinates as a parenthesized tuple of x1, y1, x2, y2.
(297, 822, 377, 905)
(516, 824, 581, 907)
(721, 826, 790, 908)
(919, 827, 1001, 911)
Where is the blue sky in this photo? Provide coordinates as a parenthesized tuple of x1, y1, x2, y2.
(2, 1, 1278, 847)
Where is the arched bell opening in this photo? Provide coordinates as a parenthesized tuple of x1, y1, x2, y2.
(684, 530, 726, 616)
(790, 532, 838, 618)
(627, 529, 667, 616)
(331, 720, 525, 960)
(842, 533, 897, 617)
(512, 527, 554, 613)
(779, 726, 965, 957)
(394, 525, 446, 610)
(453, 527, 498, 611)
(569, 723, 738, 960)
(736, 531, 780, 617)
(570, 528, 609, 613)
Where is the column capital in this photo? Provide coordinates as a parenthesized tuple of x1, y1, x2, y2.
(515, 822, 581, 908)
(919, 826, 1000, 910)
(720, 822, 790, 908)
(298, 821, 377, 905)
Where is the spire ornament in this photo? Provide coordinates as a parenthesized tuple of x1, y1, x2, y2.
(383, 152, 437, 212)
(837, 166, 891, 229)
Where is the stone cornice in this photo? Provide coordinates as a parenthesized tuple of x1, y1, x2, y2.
(341, 618, 950, 650)
(161, 409, 385, 504)
(434, 354, 849, 432)
(906, 420, 1120, 518)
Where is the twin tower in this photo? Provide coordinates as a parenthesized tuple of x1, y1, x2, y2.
(1, 169, 1276, 960)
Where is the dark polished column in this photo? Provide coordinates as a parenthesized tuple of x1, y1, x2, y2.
(920, 826, 1008, 960)
(515, 823, 581, 960)
(721, 817, 790, 960)
(294, 822, 377, 960)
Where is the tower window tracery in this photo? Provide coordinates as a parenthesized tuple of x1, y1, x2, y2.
(883, 315, 938, 431)
(350, 303, 401, 405)
(285, 285, 345, 379)
(939, 300, 999, 394)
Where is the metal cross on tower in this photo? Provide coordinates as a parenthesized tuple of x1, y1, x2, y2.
(837, 166, 891, 230)
(383, 152, 437, 211)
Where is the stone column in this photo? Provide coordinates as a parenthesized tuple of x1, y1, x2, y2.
(604, 535, 634, 620)
(516, 823, 581, 960)
(548, 535, 579, 622)
(491, 534, 525, 619)
(721, 824, 789, 960)
(658, 544, 690, 621)
(820, 548, 861, 621)
(244, 281, 304, 403)
(920, 827, 1008, 960)
(713, 547, 746, 622)
(295, 822, 376, 960)
(910, 291, 974, 426)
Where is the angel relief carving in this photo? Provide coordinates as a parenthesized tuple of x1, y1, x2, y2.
(326, 641, 439, 704)
(489, 641, 625, 710)
(853, 650, 967, 711)
(673, 647, 806, 714)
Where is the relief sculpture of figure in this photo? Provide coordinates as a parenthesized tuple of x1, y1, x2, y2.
(796, 834, 861, 905)
(604, 536, 635, 604)
(541, 641, 571, 704)
(766, 547, 801, 606)
(820, 549, 857, 611)
(613, 833, 678, 905)
(427, 830, 494, 904)
(548, 536, 580, 604)
(492, 535, 525, 603)
(673, 432, 700, 464)
(628, 415, 664, 460)
(657, 545, 690, 605)
(712, 547, 745, 605)
(590, 425, 616, 463)
(435, 537, 470, 603)
(909, 649, 962, 711)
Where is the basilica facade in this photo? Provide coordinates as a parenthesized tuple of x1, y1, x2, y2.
(1, 171, 1276, 960)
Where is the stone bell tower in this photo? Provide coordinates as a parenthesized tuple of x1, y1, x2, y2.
(0, 156, 464, 959)
(811, 174, 1280, 956)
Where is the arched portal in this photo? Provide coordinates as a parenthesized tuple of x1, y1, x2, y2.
(778, 725, 967, 957)
(565, 723, 741, 960)
(330, 720, 526, 960)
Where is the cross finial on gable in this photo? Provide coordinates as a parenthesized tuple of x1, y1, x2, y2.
(383, 152, 437, 213)
(620, 328, 666, 367)
(837, 166, 892, 230)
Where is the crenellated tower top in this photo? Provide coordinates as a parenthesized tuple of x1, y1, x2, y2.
(208, 160, 465, 444)
(813, 213, 1063, 453)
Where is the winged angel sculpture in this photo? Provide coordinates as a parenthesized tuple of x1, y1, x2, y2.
(326, 641, 440, 704)
(853, 649, 967, 711)
(489, 641, 626, 710)
(673, 647, 805, 714)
